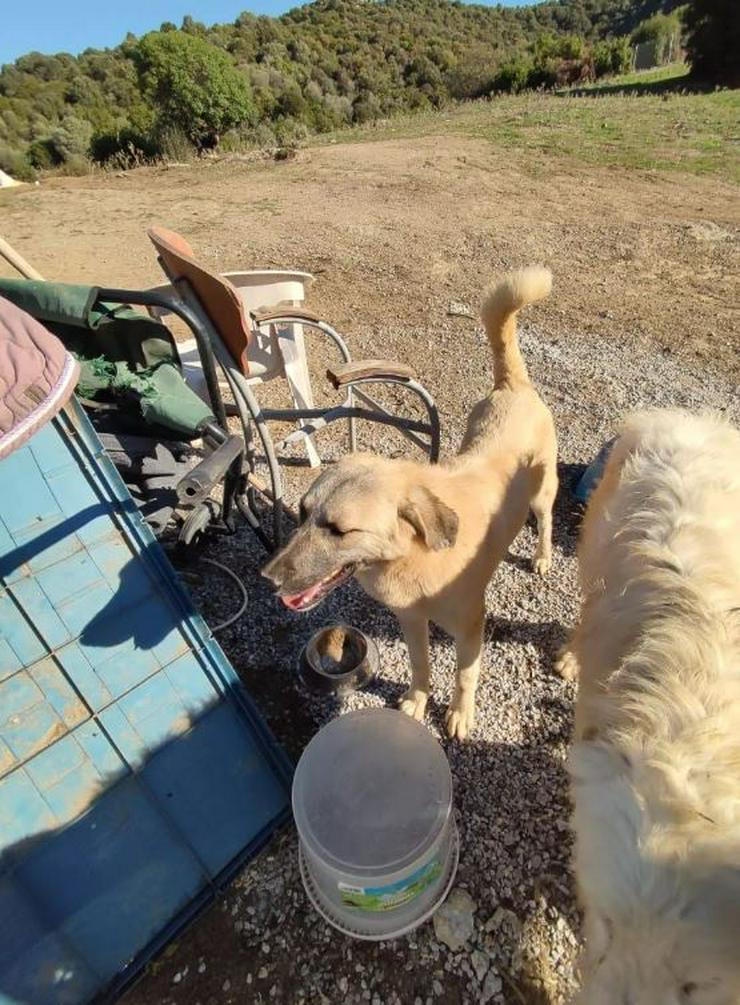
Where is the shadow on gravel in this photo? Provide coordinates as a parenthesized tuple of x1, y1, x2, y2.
(446, 729, 579, 1005)
(561, 71, 710, 99)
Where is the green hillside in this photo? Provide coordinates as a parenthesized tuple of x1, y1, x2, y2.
(0, 0, 687, 178)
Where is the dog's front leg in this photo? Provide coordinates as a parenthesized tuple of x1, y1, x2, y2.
(397, 612, 431, 723)
(446, 612, 484, 740)
(555, 621, 582, 681)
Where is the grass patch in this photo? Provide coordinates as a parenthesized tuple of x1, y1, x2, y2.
(317, 73, 739, 184)
(570, 62, 691, 92)
(458, 88, 739, 180)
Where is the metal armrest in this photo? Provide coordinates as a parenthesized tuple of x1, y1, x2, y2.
(326, 359, 415, 389)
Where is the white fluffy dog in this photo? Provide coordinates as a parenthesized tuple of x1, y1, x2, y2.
(558, 409, 740, 1005)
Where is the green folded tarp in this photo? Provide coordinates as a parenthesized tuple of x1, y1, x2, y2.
(0, 278, 214, 438)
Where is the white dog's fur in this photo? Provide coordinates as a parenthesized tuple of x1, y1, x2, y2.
(560, 409, 740, 1005)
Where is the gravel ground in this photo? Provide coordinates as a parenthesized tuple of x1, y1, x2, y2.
(126, 305, 740, 1005)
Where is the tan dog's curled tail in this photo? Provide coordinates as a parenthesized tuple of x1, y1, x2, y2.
(481, 265, 552, 390)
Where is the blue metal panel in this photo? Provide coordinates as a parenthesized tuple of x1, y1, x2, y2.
(140, 701, 291, 876)
(0, 874, 99, 1005)
(0, 769, 58, 848)
(0, 398, 292, 1004)
(2, 578, 71, 664)
(0, 661, 87, 767)
(15, 778, 208, 981)
(0, 449, 82, 584)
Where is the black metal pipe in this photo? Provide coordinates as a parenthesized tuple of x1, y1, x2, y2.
(176, 434, 244, 505)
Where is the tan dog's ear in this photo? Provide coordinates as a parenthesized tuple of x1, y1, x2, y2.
(399, 487, 458, 550)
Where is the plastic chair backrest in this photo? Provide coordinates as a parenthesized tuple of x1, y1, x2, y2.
(148, 226, 252, 374)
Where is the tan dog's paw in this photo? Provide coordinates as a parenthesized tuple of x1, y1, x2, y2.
(399, 688, 428, 722)
(555, 647, 579, 681)
(445, 699, 475, 740)
(533, 555, 551, 576)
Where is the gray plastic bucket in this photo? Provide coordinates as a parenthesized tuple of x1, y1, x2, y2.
(293, 708, 458, 939)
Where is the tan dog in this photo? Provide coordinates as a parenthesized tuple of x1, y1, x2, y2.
(558, 409, 740, 1004)
(262, 266, 557, 739)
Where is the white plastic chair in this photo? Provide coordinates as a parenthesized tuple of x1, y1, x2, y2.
(147, 269, 322, 467)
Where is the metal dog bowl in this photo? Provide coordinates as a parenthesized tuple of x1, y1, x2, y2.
(299, 624, 378, 696)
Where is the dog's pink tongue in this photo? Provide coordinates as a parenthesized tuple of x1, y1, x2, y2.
(281, 582, 323, 611)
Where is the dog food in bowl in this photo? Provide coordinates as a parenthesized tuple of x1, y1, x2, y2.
(299, 624, 378, 696)
(293, 708, 458, 939)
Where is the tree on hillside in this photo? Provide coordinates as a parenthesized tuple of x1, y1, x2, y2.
(130, 30, 255, 147)
(684, 0, 740, 83)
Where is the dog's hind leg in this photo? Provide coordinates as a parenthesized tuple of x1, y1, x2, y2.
(555, 619, 582, 681)
(446, 608, 485, 741)
(398, 612, 431, 723)
(555, 643, 579, 681)
(530, 458, 558, 576)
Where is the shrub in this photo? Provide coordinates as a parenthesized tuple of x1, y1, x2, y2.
(46, 115, 93, 163)
(273, 118, 309, 146)
(593, 37, 633, 78)
(90, 127, 161, 166)
(27, 115, 93, 169)
(527, 57, 560, 90)
(61, 155, 91, 176)
(157, 125, 194, 162)
(241, 121, 278, 147)
(0, 144, 36, 181)
(631, 12, 678, 45)
(631, 11, 683, 65)
(28, 138, 58, 169)
(490, 58, 532, 94)
(352, 91, 383, 123)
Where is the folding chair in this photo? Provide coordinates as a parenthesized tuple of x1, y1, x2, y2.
(121, 226, 440, 548)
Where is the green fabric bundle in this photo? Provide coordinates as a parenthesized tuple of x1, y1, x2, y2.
(0, 278, 214, 438)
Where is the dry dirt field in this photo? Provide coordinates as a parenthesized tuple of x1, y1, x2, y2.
(2, 111, 738, 1005)
(2, 128, 738, 381)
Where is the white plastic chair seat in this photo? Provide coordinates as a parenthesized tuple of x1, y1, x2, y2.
(147, 268, 322, 466)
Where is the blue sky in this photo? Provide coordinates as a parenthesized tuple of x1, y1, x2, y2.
(2, 0, 526, 65)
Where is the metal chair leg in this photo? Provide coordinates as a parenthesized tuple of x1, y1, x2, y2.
(216, 354, 285, 549)
(348, 385, 357, 453)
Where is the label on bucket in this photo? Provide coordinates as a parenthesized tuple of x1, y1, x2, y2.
(338, 857, 442, 912)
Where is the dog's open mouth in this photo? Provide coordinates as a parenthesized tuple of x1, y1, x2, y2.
(280, 564, 356, 612)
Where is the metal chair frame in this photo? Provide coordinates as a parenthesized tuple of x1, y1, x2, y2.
(96, 279, 440, 549)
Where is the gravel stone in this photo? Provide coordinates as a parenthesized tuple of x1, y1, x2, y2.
(433, 888, 476, 951)
(471, 949, 490, 983)
(481, 971, 503, 1003)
